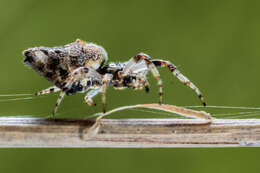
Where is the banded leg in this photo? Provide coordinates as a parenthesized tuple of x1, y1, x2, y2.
(84, 88, 102, 106)
(123, 53, 163, 104)
(35, 86, 60, 96)
(152, 60, 206, 106)
(53, 91, 65, 116)
(101, 74, 113, 113)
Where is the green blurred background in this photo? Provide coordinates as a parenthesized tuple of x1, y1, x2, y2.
(0, 0, 260, 172)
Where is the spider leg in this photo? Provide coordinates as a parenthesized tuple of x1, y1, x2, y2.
(143, 79, 150, 93)
(52, 66, 103, 115)
(84, 88, 102, 106)
(122, 53, 163, 104)
(152, 60, 206, 106)
(135, 77, 148, 91)
(35, 86, 61, 96)
(53, 91, 66, 116)
(101, 74, 113, 113)
(137, 78, 144, 90)
(137, 76, 150, 92)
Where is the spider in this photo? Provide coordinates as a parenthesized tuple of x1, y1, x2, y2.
(23, 39, 206, 116)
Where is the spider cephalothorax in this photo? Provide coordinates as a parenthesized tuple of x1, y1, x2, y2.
(23, 39, 206, 115)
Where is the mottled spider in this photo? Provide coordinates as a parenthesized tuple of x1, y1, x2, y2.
(23, 39, 206, 115)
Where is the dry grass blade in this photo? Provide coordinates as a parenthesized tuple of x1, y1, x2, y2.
(87, 104, 213, 137)
(137, 104, 214, 120)
(94, 104, 213, 120)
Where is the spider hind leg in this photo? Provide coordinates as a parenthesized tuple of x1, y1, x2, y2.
(53, 91, 65, 116)
(35, 86, 61, 96)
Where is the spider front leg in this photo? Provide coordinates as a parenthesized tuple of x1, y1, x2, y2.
(152, 59, 206, 106)
(122, 53, 163, 104)
(35, 86, 61, 96)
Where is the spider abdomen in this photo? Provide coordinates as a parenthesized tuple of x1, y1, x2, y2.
(23, 39, 108, 89)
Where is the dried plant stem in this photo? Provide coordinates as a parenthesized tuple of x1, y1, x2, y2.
(0, 117, 259, 147)
(0, 104, 259, 148)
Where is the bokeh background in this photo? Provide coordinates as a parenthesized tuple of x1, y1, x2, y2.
(0, 0, 260, 172)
